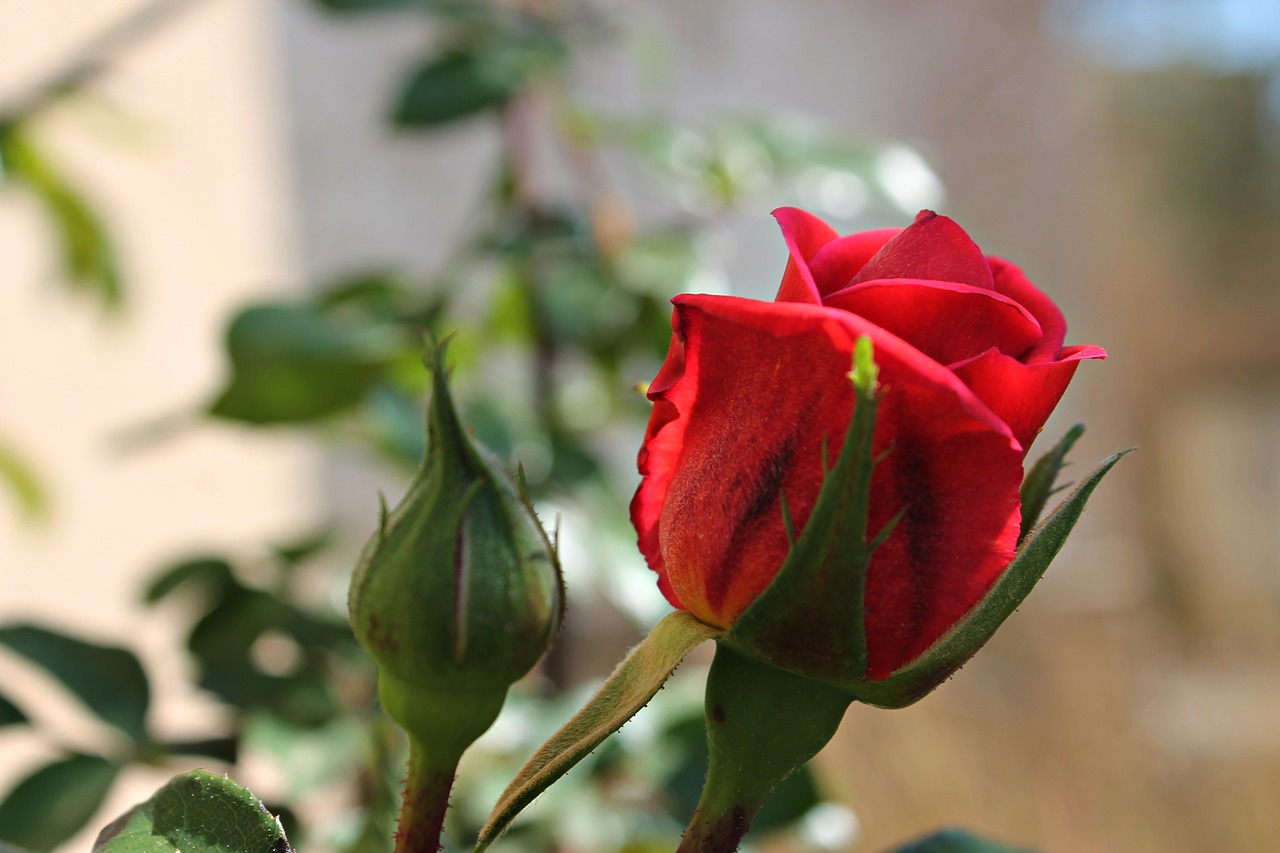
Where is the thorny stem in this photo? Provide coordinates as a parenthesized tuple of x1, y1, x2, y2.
(393, 738, 460, 853)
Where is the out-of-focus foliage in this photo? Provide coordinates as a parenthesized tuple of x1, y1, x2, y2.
(0, 0, 942, 849)
(0, 435, 48, 521)
(887, 828, 1034, 853)
(0, 126, 121, 309)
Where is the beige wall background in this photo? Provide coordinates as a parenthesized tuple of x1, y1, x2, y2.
(3, 1, 1279, 851)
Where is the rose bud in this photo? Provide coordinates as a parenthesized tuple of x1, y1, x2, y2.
(349, 341, 563, 851)
(632, 208, 1114, 706)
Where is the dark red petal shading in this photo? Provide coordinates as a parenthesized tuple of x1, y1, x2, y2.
(951, 345, 1106, 455)
(805, 227, 901, 298)
(852, 210, 995, 291)
(772, 207, 839, 304)
(823, 279, 1043, 366)
(631, 294, 1024, 681)
(862, 408, 1022, 678)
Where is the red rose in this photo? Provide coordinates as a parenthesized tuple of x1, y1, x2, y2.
(632, 208, 1105, 681)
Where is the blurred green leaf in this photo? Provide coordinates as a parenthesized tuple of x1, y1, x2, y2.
(0, 436, 47, 521)
(0, 690, 27, 728)
(271, 529, 335, 567)
(393, 29, 565, 128)
(0, 624, 149, 742)
(311, 0, 419, 11)
(0, 754, 118, 852)
(209, 304, 402, 425)
(888, 828, 1035, 853)
(92, 769, 291, 853)
(144, 557, 236, 604)
(393, 51, 521, 126)
(157, 736, 239, 764)
(0, 127, 121, 309)
(362, 386, 428, 467)
(311, 0, 480, 14)
(183, 585, 346, 726)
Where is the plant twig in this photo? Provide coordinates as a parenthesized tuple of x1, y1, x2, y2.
(0, 0, 208, 125)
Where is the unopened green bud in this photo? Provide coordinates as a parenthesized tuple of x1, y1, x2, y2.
(349, 341, 563, 759)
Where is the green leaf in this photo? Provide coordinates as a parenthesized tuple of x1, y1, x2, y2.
(311, 0, 418, 11)
(92, 770, 292, 853)
(0, 755, 118, 852)
(393, 32, 565, 128)
(1018, 424, 1084, 545)
(156, 736, 238, 764)
(0, 624, 149, 742)
(887, 827, 1035, 853)
(182, 585, 345, 725)
(0, 436, 48, 521)
(0, 690, 26, 728)
(0, 128, 121, 309)
(271, 529, 335, 567)
(474, 611, 723, 851)
(209, 304, 396, 424)
(143, 557, 236, 604)
(393, 51, 521, 127)
(860, 449, 1131, 708)
(312, 0, 481, 14)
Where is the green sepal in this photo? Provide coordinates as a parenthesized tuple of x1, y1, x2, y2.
(1018, 423, 1084, 545)
(723, 338, 881, 693)
(474, 611, 722, 852)
(855, 448, 1131, 709)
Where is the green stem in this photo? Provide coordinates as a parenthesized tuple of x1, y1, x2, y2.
(394, 738, 460, 853)
(678, 643, 853, 853)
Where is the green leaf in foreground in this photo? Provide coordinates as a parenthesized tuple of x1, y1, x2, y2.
(93, 770, 291, 853)
(0, 754, 118, 852)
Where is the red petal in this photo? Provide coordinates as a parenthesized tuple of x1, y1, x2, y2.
(631, 294, 1023, 680)
(852, 210, 995, 291)
(823, 279, 1043, 366)
(772, 207, 839, 304)
(951, 345, 1105, 455)
(805, 228, 901, 298)
(987, 256, 1068, 362)
(632, 310, 693, 611)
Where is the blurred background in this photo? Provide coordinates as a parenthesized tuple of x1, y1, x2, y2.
(2, 0, 1279, 851)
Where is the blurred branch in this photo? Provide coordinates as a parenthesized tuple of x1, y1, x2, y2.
(0, 0, 208, 126)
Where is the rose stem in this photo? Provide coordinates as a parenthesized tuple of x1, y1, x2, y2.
(677, 644, 852, 853)
(392, 738, 459, 853)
